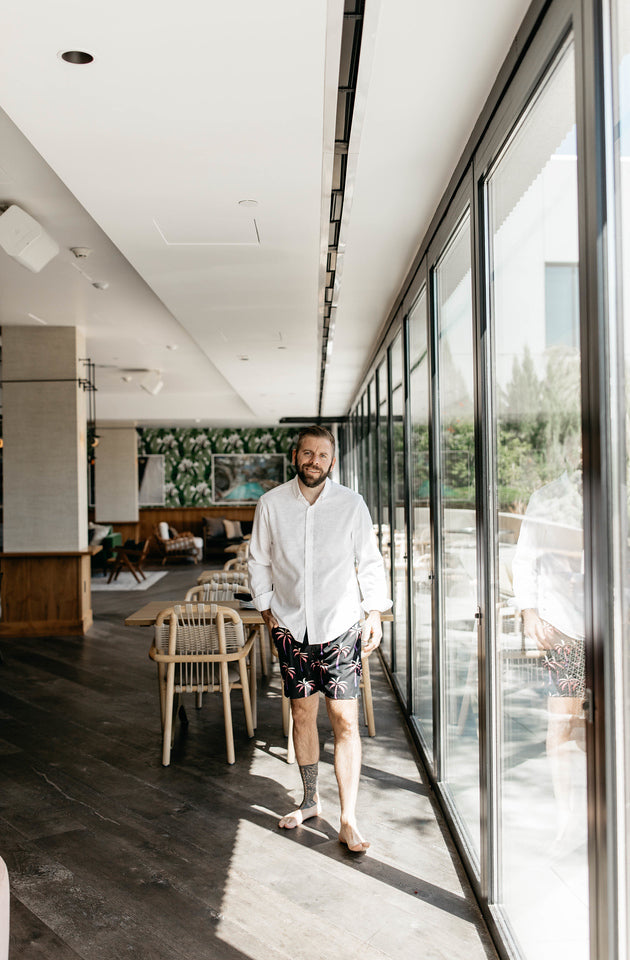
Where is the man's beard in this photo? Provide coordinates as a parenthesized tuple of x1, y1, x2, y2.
(296, 462, 333, 488)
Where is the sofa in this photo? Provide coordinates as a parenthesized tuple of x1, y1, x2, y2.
(202, 516, 253, 561)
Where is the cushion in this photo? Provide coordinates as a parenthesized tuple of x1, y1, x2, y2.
(164, 535, 196, 553)
(223, 519, 242, 539)
(89, 522, 112, 546)
(158, 521, 170, 540)
(204, 517, 225, 539)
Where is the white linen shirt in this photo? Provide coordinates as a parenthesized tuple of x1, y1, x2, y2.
(248, 477, 391, 646)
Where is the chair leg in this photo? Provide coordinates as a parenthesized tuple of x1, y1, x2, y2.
(162, 664, 175, 766)
(157, 663, 166, 728)
(281, 688, 290, 736)
(286, 706, 295, 764)
(238, 659, 255, 738)
(258, 627, 268, 677)
(220, 662, 235, 764)
(249, 641, 257, 729)
(361, 655, 376, 737)
(120, 552, 142, 584)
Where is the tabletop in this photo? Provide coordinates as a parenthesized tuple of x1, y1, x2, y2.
(124, 599, 393, 628)
(124, 599, 261, 627)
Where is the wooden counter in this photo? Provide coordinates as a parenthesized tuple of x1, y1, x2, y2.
(0, 551, 94, 637)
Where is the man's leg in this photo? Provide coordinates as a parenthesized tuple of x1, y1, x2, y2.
(279, 694, 322, 829)
(325, 697, 369, 852)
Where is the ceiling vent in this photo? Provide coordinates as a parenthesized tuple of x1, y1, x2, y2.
(0, 204, 59, 273)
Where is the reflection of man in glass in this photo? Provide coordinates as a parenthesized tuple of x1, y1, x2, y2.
(512, 467, 584, 847)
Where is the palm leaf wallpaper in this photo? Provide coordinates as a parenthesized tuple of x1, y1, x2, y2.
(137, 426, 299, 507)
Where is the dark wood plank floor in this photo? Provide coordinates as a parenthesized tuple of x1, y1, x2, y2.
(0, 565, 498, 960)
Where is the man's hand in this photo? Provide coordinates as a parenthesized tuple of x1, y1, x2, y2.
(521, 608, 552, 649)
(361, 610, 382, 655)
(260, 609, 278, 633)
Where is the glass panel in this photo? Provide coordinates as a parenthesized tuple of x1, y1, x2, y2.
(378, 359, 393, 666)
(435, 211, 480, 855)
(487, 43, 588, 960)
(359, 395, 368, 499)
(391, 331, 409, 700)
(368, 378, 378, 522)
(409, 288, 433, 751)
(614, 2, 630, 955)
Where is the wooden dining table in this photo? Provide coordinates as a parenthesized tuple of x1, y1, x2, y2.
(125, 599, 393, 737)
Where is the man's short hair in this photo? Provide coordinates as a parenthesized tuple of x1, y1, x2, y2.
(295, 424, 336, 456)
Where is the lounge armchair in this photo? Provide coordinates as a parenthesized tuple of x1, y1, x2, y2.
(153, 523, 202, 565)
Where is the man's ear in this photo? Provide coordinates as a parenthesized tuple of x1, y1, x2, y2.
(291, 447, 297, 465)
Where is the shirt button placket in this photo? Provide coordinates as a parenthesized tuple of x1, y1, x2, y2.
(304, 505, 313, 643)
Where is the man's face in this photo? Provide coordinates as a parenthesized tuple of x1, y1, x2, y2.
(293, 436, 336, 488)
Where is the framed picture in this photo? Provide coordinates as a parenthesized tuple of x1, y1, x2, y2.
(138, 454, 166, 505)
(212, 453, 286, 502)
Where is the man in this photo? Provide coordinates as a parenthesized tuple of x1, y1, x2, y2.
(512, 467, 585, 851)
(248, 425, 391, 853)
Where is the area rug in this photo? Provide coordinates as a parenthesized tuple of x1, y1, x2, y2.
(91, 570, 168, 592)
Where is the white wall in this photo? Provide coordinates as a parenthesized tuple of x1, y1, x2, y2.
(94, 428, 139, 523)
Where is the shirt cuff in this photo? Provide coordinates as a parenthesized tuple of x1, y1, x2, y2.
(361, 597, 392, 614)
(252, 590, 274, 612)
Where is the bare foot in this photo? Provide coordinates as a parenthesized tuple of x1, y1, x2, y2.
(338, 822, 370, 852)
(278, 802, 321, 829)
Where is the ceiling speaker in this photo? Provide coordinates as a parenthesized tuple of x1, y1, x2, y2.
(0, 204, 60, 273)
(140, 370, 164, 396)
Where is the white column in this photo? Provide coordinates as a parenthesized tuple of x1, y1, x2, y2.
(3, 326, 88, 552)
(94, 428, 139, 523)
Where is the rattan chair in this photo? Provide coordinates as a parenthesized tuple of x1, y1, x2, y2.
(186, 580, 269, 675)
(197, 569, 249, 588)
(150, 602, 255, 765)
(223, 539, 249, 572)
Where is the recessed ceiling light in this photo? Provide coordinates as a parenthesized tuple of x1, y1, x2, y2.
(61, 51, 94, 65)
(92, 280, 109, 290)
(238, 199, 258, 208)
(278, 346, 287, 350)
(239, 355, 250, 361)
(166, 344, 179, 351)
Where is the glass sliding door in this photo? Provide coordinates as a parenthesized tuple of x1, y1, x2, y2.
(390, 330, 409, 700)
(409, 287, 433, 752)
(377, 358, 393, 666)
(367, 377, 378, 524)
(612, 2, 630, 957)
(485, 40, 588, 960)
(434, 208, 480, 856)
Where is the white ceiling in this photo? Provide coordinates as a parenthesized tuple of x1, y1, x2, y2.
(0, 0, 531, 427)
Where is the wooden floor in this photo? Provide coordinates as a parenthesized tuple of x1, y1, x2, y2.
(0, 565, 498, 960)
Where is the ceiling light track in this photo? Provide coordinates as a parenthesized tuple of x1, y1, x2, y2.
(317, 0, 365, 417)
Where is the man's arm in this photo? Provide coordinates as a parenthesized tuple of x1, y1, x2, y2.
(247, 500, 275, 619)
(354, 499, 392, 616)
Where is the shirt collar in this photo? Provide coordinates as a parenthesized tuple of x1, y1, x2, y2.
(291, 475, 332, 504)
